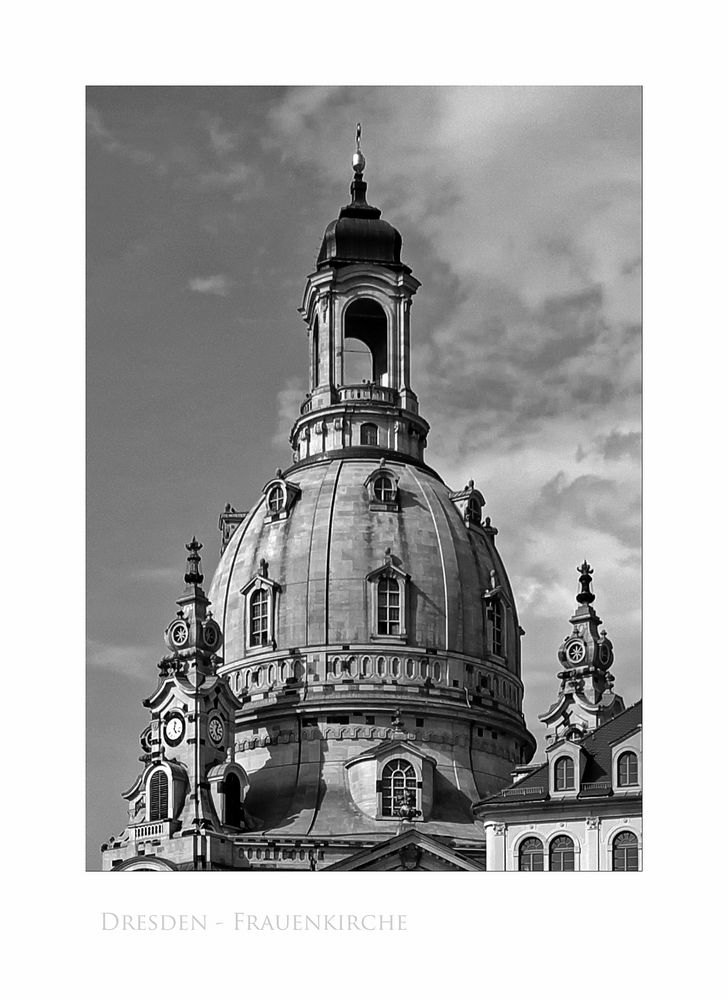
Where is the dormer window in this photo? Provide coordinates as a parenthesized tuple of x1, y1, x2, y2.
(617, 751, 639, 787)
(365, 463, 400, 511)
(381, 758, 418, 817)
(250, 588, 269, 646)
(554, 756, 575, 791)
(466, 496, 482, 524)
(361, 423, 378, 446)
(367, 550, 409, 642)
(262, 474, 301, 523)
(241, 561, 280, 654)
(377, 576, 400, 635)
(374, 475, 396, 502)
(488, 599, 505, 657)
(268, 485, 285, 513)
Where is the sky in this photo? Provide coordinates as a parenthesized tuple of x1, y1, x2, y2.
(87, 85, 641, 870)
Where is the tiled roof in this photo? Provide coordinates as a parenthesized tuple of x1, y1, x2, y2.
(478, 701, 642, 808)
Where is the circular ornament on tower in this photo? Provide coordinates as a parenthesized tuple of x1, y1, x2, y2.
(168, 620, 189, 649)
(566, 639, 586, 665)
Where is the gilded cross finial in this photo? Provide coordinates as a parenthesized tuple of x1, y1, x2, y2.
(353, 123, 366, 175)
(184, 536, 203, 585)
(576, 560, 595, 605)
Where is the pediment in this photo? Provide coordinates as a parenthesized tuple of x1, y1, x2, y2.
(324, 829, 480, 872)
(344, 739, 436, 769)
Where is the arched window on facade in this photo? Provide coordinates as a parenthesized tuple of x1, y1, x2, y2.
(373, 474, 396, 502)
(549, 835, 575, 871)
(617, 751, 639, 787)
(612, 831, 639, 871)
(361, 423, 378, 446)
(250, 588, 269, 646)
(381, 758, 417, 817)
(487, 599, 505, 657)
(377, 575, 400, 635)
(222, 773, 243, 828)
(554, 756, 575, 791)
(518, 837, 544, 871)
(149, 770, 169, 822)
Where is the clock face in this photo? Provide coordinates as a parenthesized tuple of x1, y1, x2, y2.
(566, 640, 586, 665)
(169, 620, 189, 648)
(164, 713, 185, 745)
(208, 716, 224, 745)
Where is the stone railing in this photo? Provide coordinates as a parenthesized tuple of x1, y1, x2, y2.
(500, 785, 547, 798)
(133, 819, 176, 840)
(337, 383, 398, 405)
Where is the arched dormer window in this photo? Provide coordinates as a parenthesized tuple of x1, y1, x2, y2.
(554, 756, 575, 791)
(262, 474, 301, 524)
(268, 484, 285, 513)
(612, 831, 639, 871)
(549, 835, 575, 871)
(380, 758, 417, 817)
(148, 769, 169, 822)
(617, 751, 639, 787)
(518, 836, 544, 871)
(374, 475, 396, 502)
(367, 551, 409, 643)
(365, 463, 400, 511)
(361, 422, 378, 447)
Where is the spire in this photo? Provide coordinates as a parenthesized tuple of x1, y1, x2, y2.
(353, 122, 365, 175)
(184, 536, 203, 587)
(344, 122, 376, 216)
(576, 560, 595, 606)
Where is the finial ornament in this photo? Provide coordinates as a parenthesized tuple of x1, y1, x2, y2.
(353, 122, 366, 175)
(576, 560, 595, 605)
(184, 536, 204, 586)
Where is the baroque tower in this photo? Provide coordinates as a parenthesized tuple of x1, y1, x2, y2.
(539, 562, 625, 749)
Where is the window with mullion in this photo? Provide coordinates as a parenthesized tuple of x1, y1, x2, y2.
(617, 751, 639, 787)
(377, 576, 400, 635)
(554, 756, 575, 791)
(518, 837, 544, 871)
(250, 588, 269, 646)
(613, 831, 639, 871)
(549, 835, 575, 871)
(381, 759, 417, 817)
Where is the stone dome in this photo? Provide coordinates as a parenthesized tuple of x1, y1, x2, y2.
(210, 457, 516, 663)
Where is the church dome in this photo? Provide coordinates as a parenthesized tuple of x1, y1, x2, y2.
(210, 458, 515, 667)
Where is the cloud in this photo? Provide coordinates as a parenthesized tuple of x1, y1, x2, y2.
(201, 113, 240, 156)
(87, 106, 166, 174)
(188, 274, 234, 296)
(273, 377, 304, 449)
(531, 471, 641, 550)
(87, 639, 162, 680)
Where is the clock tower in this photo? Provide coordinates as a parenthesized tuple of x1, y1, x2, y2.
(101, 540, 251, 870)
(539, 562, 625, 749)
